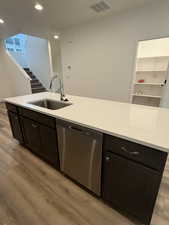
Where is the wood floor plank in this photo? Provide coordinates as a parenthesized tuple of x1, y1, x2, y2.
(0, 103, 168, 225)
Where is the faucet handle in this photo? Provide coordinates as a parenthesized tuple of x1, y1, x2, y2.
(61, 95, 69, 102)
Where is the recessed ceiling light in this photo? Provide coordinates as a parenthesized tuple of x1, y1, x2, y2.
(0, 18, 4, 24)
(54, 35, 59, 39)
(34, 3, 44, 11)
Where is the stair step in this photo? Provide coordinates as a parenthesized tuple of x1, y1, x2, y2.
(24, 68, 30, 72)
(31, 79, 39, 83)
(27, 71, 32, 75)
(30, 75, 36, 79)
(32, 86, 45, 90)
(24, 68, 36, 79)
(27, 72, 36, 78)
(32, 88, 46, 93)
(23, 67, 46, 94)
(36, 89, 47, 93)
(26, 72, 36, 79)
(31, 83, 42, 88)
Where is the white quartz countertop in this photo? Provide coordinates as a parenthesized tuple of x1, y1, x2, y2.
(5, 92, 169, 153)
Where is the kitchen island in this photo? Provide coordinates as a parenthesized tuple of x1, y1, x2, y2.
(5, 92, 169, 225)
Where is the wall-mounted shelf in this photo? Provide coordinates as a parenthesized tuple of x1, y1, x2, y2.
(134, 83, 164, 86)
(131, 55, 169, 107)
(138, 56, 169, 60)
(136, 70, 167, 73)
(132, 94, 161, 99)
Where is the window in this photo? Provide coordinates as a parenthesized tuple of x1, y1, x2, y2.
(7, 48, 14, 51)
(6, 38, 13, 45)
(5, 33, 27, 53)
(15, 38, 20, 46)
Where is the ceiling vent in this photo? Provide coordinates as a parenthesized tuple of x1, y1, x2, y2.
(90, 1, 111, 13)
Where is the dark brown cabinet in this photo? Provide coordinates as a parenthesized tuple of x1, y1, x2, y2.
(102, 152, 161, 225)
(39, 125, 59, 168)
(102, 135, 167, 225)
(20, 116, 60, 170)
(8, 111, 23, 143)
(21, 117, 41, 154)
(6, 103, 60, 170)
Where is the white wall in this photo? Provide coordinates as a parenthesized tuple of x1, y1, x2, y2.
(50, 38, 62, 74)
(0, 41, 31, 101)
(9, 51, 28, 68)
(60, 0, 169, 103)
(26, 36, 52, 89)
(49, 38, 66, 92)
(0, 42, 13, 99)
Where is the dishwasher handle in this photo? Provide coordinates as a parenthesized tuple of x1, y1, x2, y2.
(68, 125, 91, 136)
(56, 118, 102, 139)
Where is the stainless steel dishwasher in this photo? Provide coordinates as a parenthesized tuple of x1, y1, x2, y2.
(56, 120, 103, 196)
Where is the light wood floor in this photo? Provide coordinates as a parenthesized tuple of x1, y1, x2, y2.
(0, 103, 169, 225)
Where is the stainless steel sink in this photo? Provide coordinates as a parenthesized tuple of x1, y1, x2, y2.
(28, 99, 72, 110)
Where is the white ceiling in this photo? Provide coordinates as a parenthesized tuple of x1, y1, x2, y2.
(0, 0, 156, 40)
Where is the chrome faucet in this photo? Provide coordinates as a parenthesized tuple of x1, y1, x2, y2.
(49, 74, 68, 101)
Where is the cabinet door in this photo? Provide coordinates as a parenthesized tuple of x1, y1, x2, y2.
(102, 152, 161, 225)
(21, 117, 41, 154)
(8, 111, 23, 143)
(39, 125, 60, 169)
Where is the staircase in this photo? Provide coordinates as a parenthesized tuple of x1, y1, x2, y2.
(24, 68, 46, 94)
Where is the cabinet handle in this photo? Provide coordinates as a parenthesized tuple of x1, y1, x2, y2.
(68, 126, 83, 132)
(121, 146, 140, 155)
(32, 123, 38, 128)
(105, 156, 111, 162)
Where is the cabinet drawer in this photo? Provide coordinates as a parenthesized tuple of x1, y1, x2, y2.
(19, 107, 56, 129)
(6, 103, 17, 113)
(104, 134, 167, 173)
